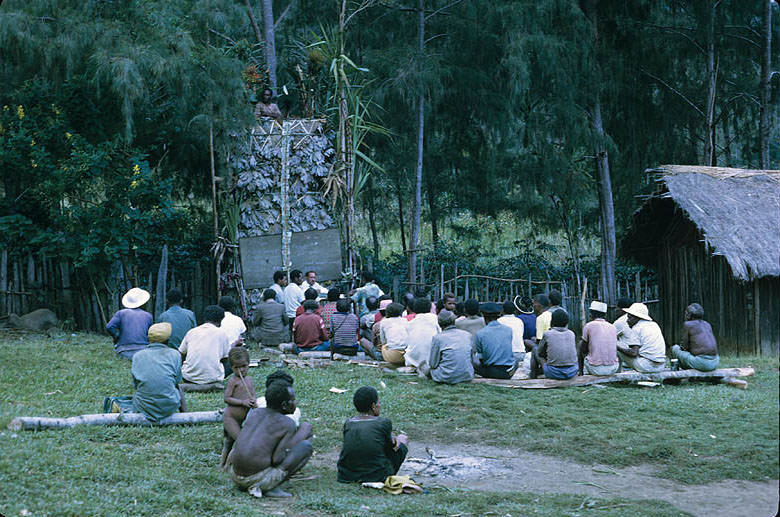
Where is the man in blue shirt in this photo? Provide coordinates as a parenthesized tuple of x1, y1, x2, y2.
(131, 322, 187, 422)
(473, 302, 515, 379)
(106, 287, 153, 359)
(158, 288, 197, 349)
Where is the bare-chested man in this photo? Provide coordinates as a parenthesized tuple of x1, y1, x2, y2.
(670, 303, 719, 372)
(228, 382, 313, 498)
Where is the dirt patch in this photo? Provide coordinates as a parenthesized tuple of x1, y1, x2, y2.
(312, 443, 778, 517)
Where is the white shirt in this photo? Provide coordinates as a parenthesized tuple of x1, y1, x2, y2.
(497, 315, 525, 354)
(379, 317, 409, 351)
(269, 283, 285, 304)
(404, 312, 441, 368)
(305, 281, 328, 295)
(179, 323, 232, 384)
(221, 311, 246, 345)
(614, 314, 639, 348)
(284, 282, 305, 318)
(632, 319, 666, 362)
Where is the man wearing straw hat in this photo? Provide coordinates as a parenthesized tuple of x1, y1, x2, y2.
(131, 322, 187, 422)
(579, 301, 619, 376)
(617, 303, 666, 373)
(106, 287, 154, 359)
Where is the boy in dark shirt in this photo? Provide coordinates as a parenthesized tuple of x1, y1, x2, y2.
(292, 300, 328, 352)
(337, 386, 409, 483)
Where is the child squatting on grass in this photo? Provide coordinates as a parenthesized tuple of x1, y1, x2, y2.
(220, 347, 257, 469)
(337, 386, 409, 483)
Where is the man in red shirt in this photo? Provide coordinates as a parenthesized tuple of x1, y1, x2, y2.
(293, 300, 329, 353)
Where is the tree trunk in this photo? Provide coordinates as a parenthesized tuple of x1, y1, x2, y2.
(759, 0, 773, 168)
(155, 245, 168, 319)
(593, 96, 617, 307)
(262, 0, 277, 92)
(426, 179, 439, 248)
(395, 178, 407, 255)
(367, 174, 380, 258)
(409, 0, 425, 286)
(244, 0, 263, 45)
(8, 410, 224, 431)
(703, 1, 717, 166)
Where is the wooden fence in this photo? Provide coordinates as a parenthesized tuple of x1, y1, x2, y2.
(0, 249, 218, 333)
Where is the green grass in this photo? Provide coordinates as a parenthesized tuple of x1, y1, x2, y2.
(1, 331, 777, 516)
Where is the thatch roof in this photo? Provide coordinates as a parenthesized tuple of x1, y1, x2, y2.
(623, 165, 780, 281)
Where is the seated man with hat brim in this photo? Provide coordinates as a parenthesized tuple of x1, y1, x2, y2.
(131, 322, 187, 422)
(473, 302, 516, 379)
(617, 303, 666, 373)
(579, 301, 620, 376)
(106, 287, 154, 359)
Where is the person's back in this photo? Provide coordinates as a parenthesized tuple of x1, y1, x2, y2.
(633, 319, 666, 362)
(293, 308, 326, 350)
(455, 299, 486, 336)
(329, 310, 360, 350)
(254, 296, 289, 344)
(429, 313, 474, 384)
(131, 337, 182, 422)
(540, 327, 577, 367)
(582, 318, 618, 367)
(284, 276, 305, 319)
(404, 302, 440, 369)
(179, 307, 231, 384)
(158, 304, 196, 349)
(220, 303, 246, 346)
(517, 312, 536, 340)
(682, 319, 718, 356)
(497, 303, 524, 357)
(474, 320, 514, 366)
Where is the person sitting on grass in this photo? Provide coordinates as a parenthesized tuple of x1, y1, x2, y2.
(329, 298, 373, 358)
(360, 296, 380, 341)
(218, 296, 246, 347)
(533, 293, 552, 342)
(372, 298, 393, 346)
(158, 288, 197, 349)
(221, 347, 257, 469)
(253, 289, 289, 346)
(228, 381, 313, 499)
(671, 303, 719, 372)
(131, 322, 186, 422)
(455, 298, 486, 336)
(292, 300, 329, 353)
(351, 271, 384, 317)
(473, 302, 516, 379)
(617, 303, 666, 373)
(498, 300, 525, 364)
(579, 301, 619, 376)
(295, 288, 322, 318)
(321, 288, 341, 335)
(378, 302, 409, 365)
(337, 386, 409, 483)
(106, 287, 153, 359)
(402, 292, 417, 321)
(179, 305, 233, 385)
(514, 295, 537, 351)
(429, 310, 474, 384)
(530, 309, 578, 380)
(404, 297, 442, 376)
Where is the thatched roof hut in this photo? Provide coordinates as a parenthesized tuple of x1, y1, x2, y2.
(623, 165, 780, 356)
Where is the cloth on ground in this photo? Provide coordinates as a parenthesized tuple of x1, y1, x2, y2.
(383, 475, 423, 495)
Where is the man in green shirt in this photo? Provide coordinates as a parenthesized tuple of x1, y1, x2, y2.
(131, 323, 187, 422)
(158, 288, 197, 349)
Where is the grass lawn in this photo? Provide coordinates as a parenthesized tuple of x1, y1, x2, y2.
(1, 331, 777, 516)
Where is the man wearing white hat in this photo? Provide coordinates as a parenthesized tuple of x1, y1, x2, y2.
(617, 303, 666, 373)
(106, 287, 154, 359)
(579, 301, 619, 376)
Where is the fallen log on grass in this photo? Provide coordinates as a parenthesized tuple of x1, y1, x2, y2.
(471, 367, 755, 389)
(8, 410, 223, 431)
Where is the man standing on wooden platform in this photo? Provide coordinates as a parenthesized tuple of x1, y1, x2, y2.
(671, 303, 719, 372)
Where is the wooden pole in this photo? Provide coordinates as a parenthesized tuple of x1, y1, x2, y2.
(0, 249, 7, 315)
(8, 410, 224, 431)
(155, 245, 169, 319)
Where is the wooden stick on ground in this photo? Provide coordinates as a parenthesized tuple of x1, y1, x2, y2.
(471, 367, 755, 389)
(8, 410, 224, 431)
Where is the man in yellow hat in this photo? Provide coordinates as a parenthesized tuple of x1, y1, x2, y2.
(131, 322, 187, 422)
(616, 303, 666, 373)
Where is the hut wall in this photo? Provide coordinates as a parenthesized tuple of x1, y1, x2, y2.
(657, 221, 780, 356)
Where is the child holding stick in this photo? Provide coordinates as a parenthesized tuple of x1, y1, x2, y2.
(221, 347, 257, 468)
